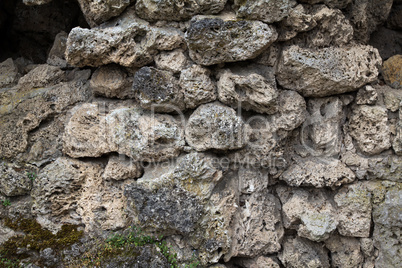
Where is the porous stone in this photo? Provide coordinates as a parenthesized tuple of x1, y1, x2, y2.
(47, 31, 68, 68)
(154, 49, 188, 74)
(347, 105, 391, 155)
(280, 157, 355, 188)
(90, 64, 134, 99)
(0, 58, 19, 88)
(334, 182, 372, 237)
(217, 65, 278, 115)
(233, 0, 292, 23)
(185, 16, 277, 65)
(232, 256, 280, 268)
(238, 167, 270, 194)
(277, 187, 337, 242)
(381, 87, 402, 112)
(279, 236, 330, 268)
(298, 0, 352, 9)
(103, 155, 143, 181)
(324, 235, 364, 268)
(356, 85, 378, 105)
(66, 9, 185, 68)
(185, 102, 248, 151)
(276, 45, 382, 97)
(23, 0, 53, 5)
(382, 54, 402, 89)
(77, 0, 131, 27)
(133, 67, 185, 112)
(228, 191, 283, 258)
(179, 65, 217, 109)
(17, 64, 65, 89)
(135, 0, 227, 21)
(277, 4, 316, 41)
(0, 162, 34, 196)
(393, 107, 402, 155)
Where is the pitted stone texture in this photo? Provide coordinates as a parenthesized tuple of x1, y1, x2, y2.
(77, 0, 131, 27)
(66, 10, 185, 68)
(179, 65, 217, 109)
(0, 162, 34, 196)
(299, 0, 352, 9)
(334, 183, 372, 237)
(103, 155, 143, 181)
(324, 235, 364, 268)
(238, 167, 270, 194)
(91, 65, 134, 99)
(17, 64, 65, 89)
(276, 45, 381, 97)
(277, 186, 337, 242)
(280, 157, 355, 188)
(133, 67, 185, 112)
(393, 108, 402, 155)
(47, 31, 68, 68)
(23, 0, 52, 5)
(382, 54, 402, 89)
(347, 105, 391, 155)
(217, 65, 278, 115)
(228, 191, 283, 258)
(185, 102, 248, 151)
(0, 58, 19, 88)
(279, 236, 330, 268)
(154, 49, 189, 74)
(277, 4, 316, 41)
(233, 256, 280, 268)
(135, 0, 227, 21)
(356, 85, 378, 105)
(233, 0, 292, 23)
(186, 17, 277, 66)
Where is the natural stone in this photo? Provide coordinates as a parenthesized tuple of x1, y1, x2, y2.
(185, 102, 248, 151)
(298, 0, 352, 9)
(179, 65, 217, 109)
(232, 256, 280, 268)
(154, 49, 188, 74)
(233, 0, 292, 23)
(276, 45, 382, 97)
(17, 64, 65, 89)
(133, 67, 185, 112)
(47, 31, 68, 68)
(277, 4, 316, 41)
(135, 0, 227, 21)
(0, 58, 19, 88)
(66, 9, 185, 68)
(91, 64, 134, 99)
(186, 16, 277, 65)
(356, 85, 378, 105)
(228, 191, 283, 258)
(217, 64, 278, 114)
(368, 27, 402, 60)
(77, 0, 131, 27)
(280, 157, 355, 188)
(23, 0, 53, 5)
(324, 235, 364, 268)
(393, 108, 402, 155)
(382, 54, 402, 89)
(0, 162, 34, 196)
(279, 236, 330, 268)
(347, 105, 391, 155)
(277, 187, 337, 242)
(103, 155, 143, 181)
(334, 182, 372, 237)
(381, 87, 402, 112)
(238, 167, 270, 194)
(387, 3, 402, 30)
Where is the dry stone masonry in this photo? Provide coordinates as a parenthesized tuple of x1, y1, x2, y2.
(0, 0, 401, 267)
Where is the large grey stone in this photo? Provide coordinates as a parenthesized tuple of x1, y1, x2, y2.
(77, 0, 131, 27)
(324, 235, 364, 268)
(233, 0, 292, 23)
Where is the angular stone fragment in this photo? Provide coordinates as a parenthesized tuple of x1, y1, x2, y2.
(217, 65, 278, 114)
(185, 102, 248, 151)
(233, 0, 292, 23)
(23, 0, 52, 5)
(133, 67, 185, 112)
(135, 0, 227, 21)
(103, 155, 143, 181)
(90, 64, 134, 99)
(299, 0, 352, 9)
(393, 107, 402, 155)
(233, 256, 280, 268)
(277, 4, 316, 41)
(77, 0, 131, 27)
(154, 49, 188, 74)
(382, 54, 402, 89)
(347, 105, 391, 155)
(66, 10, 185, 68)
(17, 64, 65, 89)
(0, 58, 19, 88)
(279, 236, 330, 268)
(0, 162, 34, 196)
(356, 85, 378, 105)
(281, 157, 355, 188)
(334, 183, 372, 237)
(186, 17, 277, 65)
(276, 45, 382, 97)
(324, 235, 364, 268)
(179, 65, 217, 109)
(47, 31, 68, 68)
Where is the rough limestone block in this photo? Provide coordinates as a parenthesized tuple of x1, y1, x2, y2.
(0, 162, 33, 196)
(382, 54, 402, 89)
(324, 235, 364, 268)
(77, 0, 131, 27)
(233, 0, 292, 23)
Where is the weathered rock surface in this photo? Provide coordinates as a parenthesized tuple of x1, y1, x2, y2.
(334, 183, 372, 237)
(382, 54, 402, 89)
(393, 108, 402, 155)
(276, 45, 382, 97)
(179, 65, 217, 109)
(232, 256, 280, 268)
(0, 58, 19, 88)
(17, 64, 65, 89)
(90, 64, 134, 99)
(185, 16, 277, 65)
(46, 31, 68, 68)
(66, 9, 185, 68)
(185, 102, 248, 151)
(233, 0, 292, 23)
(103, 155, 143, 181)
(279, 236, 330, 268)
(217, 65, 278, 114)
(135, 0, 227, 21)
(154, 49, 189, 74)
(324, 235, 364, 268)
(0, 162, 34, 196)
(298, 0, 352, 9)
(133, 67, 185, 112)
(347, 105, 391, 155)
(356, 85, 378, 105)
(23, 0, 53, 6)
(77, 0, 131, 27)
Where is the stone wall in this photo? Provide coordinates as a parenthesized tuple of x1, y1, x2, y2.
(0, 0, 401, 267)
